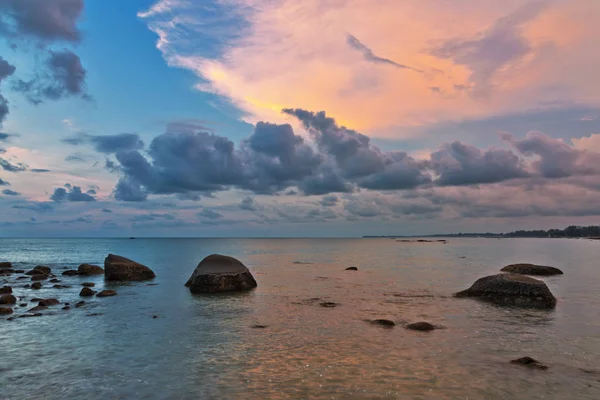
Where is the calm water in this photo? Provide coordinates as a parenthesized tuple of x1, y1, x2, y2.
(1, 238, 599, 399)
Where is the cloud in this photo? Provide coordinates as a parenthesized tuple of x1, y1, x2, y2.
(0, 132, 12, 141)
(12, 50, 90, 104)
(0, 0, 83, 42)
(0, 157, 27, 172)
(101, 208, 112, 213)
(2, 188, 19, 196)
(65, 153, 88, 162)
(12, 202, 54, 212)
(346, 34, 422, 72)
(63, 133, 144, 153)
(319, 195, 339, 207)
(0, 177, 9, 186)
(30, 168, 50, 173)
(50, 184, 97, 202)
(0, 57, 16, 124)
(197, 208, 223, 219)
(129, 213, 175, 222)
(239, 196, 259, 211)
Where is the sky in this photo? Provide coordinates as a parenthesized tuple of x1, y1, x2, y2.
(1, 0, 600, 237)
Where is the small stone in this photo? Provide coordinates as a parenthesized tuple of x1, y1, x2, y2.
(16, 276, 28, 280)
(19, 303, 27, 307)
(152, 315, 158, 319)
(81, 282, 95, 287)
(251, 324, 268, 329)
(405, 322, 436, 331)
(0, 262, 12, 269)
(0, 307, 13, 315)
(30, 274, 48, 281)
(0, 286, 12, 294)
(319, 302, 339, 308)
(62, 306, 71, 310)
(501, 264, 563, 276)
(62, 270, 78, 276)
(96, 289, 117, 297)
(31, 298, 44, 302)
(510, 357, 548, 370)
(38, 299, 59, 307)
(77, 264, 104, 276)
(345, 267, 358, 271)
(79, 287, 96, 297)
(31, 282, 42, 290)
(75, 301, 85, 308)
(49, 278, 61, 283)
(370, 319, 395, 327)
(14, 270, 24, 273)
(0, 294, 17, 304)
(18, 313, 43, 318)
(33, 266, 51, 275)
(27, 305, 47, 313)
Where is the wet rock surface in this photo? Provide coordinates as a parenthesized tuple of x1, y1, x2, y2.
(78, 264, 104, 276)
(501, 263, 563, 276)
(105, 254, 155, 281)
(96, 289, 117, 297)
(511, 357, 548, 370)
(185, 254, 257, 293)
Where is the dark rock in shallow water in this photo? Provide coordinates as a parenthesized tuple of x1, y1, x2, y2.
(31, 298, 43, 302)
(19, 313, 42, 318)
(27, 305, 47, 313)
(62, 270, 78, 276)
(38, 299, 59, 307)
(53, 284, 70, 289)
(31, 282, 42, 290)
(75, 301, 85, 308)
(62, 306, 71, 310)
(0, 286, 12, 294)
(345, 267, 358, 271)
(49, 278, 61, 283)
(185, 254, 257, 294)
(370, 319, 395, 327)
(405, 321, 436, 331)
(14, 270, 24, 273)
(454, 273, 557, 309)
(0, 294, 17, 304)
(79, 287, 96, 297)
(78, 264, 104, 276)
(34, 266, 51, 275)
(16, 276, 27, 280)
(511, 356, 548, 370)
(19, 303, 27, 307)
(0, 307, 14, 315)
(96, 289, 117, 297)
(319, 302, 339, 308)
(104, 254, 155, 281)
(0, 262, 12, 269)
(251, 324, 268, 329)
(501, 263, 563, 276)
(81, 282, 95, 287)
(31, 274, 48, 281)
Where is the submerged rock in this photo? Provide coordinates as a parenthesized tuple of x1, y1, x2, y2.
(49, 278, 61, 283)
(33, 266, 51, 275)
(185, 254, 257, 294)
(510, 356, 548, 370)
(75, 301, 86, 308)
(319, 302, 339, 308)
(62, 270, 78, 276)
(501, 264, 563, 276)
(454, 273, 557, 309)
(104, 254, 155, 281)
(81, 282, 95, 287)
(0, 294, 16, 304)
(251, 324, 268, 329)
(19, 313, 42, 318)
(38, 299, 59, 307)
(0, 307, 14, 315)
(31, 282, 42, 290)
(96, 289, 117, 297)
(0, 262, 12, 269)
(79, 287, 96, 297)
(370, 319, 395, 327)
(0, 286, 12, 294)
(30, 274, 48, 281)
(345, 267, 358, 271)
(27, 305, 47, 313)
(405, 321, 436, 331)
(78, 264, 104, 276)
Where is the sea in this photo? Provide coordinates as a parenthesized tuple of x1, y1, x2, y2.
(0, 237, 599, 399)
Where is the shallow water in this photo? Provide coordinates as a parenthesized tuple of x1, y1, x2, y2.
(1, 237, 599, 399)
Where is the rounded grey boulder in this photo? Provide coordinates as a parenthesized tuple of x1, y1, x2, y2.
(104, 254, 155, 281)
(78, 264, 104, 276)
(185, 254, 257, 294)
(454, 273, 557, 309)
(500, 263, 563, 276)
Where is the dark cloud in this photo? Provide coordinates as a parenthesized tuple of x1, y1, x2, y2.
(13, 49, 89, 104)
(30, 168, 50, 173)
(0, 157, 27, 172)
(63, 133, 144, 153)
(0, 0, 83, 42)
(0, 57, 16, 124)
(12, 202, 53, 212)
(50, 184, 96, 202)
(431, 141, 528, 186)
(347, 34, 421, 72)
(319, 195, 339, 207)
(197, 209, 223, 220)
(0, 132, 11, 141)
(0, 178, 8, 185)
(240, 196, 258, 211)
(114, 178, 147, 202)
(101, 208, 112, 213)
(2, 188, 19, 196)
(430, 2, 547, 94)
(65, 153, 88, 162)
(129, 213, 175, 222)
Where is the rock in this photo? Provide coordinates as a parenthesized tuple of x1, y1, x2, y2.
(104, 254, 155, 281)
(77, 264, 104, 276)
(75, 301, 85, 308)
(345, 267, 358, 271)
(0, 307, 14, 315)
(0, 262, 12, 269)
(31, 298, 44, 302)
(370, 319, 395, 327)
(86, 313, 103, 317)
(24, 284, 31, 288)
(0, 294, 17, 304)
(33, 266, 51, 275)
(319, 302, 339, 308)
(62, 270, 78, 276)
(510, 356, 548, 370)
(152, 315, 158, 319)
(19, 303, 27, 307)
(79, 287, 96, 297)
(27, 305, 47, 313)
(53, 285, 70, 289)
(31, 282, 42, 290)
(251, 324, 268, 329)
(14, 270, 24, 273)
(185, 254, 257, 293)
(96, 289, 117, 297)
(62, 306, 71, 310)
(501, 264, 563, 276)
(454, 273, 557, 309)
(405, 322, 436, 331)
(38, 299, 59, 307)
(19, 313, 42, 318)
(0, 286, 12, 294)
(31, 274, 48, 281)
(81, 282, 95, 287)
(16, 276, 28, 280)
(49, 278, 61, 283)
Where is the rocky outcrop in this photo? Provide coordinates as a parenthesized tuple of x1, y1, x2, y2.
(510, 357, 548, 370)
(454, 273, 557, 309)
(0, 294, 16, 304)
(79, 287, 96, 297)
(185, 254, 257, 294)
(345, 267, 358, 271)
(62, 270, 78, 276)
(78, 264, 104, 276)
(96, 289, 117, 297)
(0, 286, 11, 294)
(500, 264, 563, 276)
(405, 321, 436, 331)
(104, 254, 155, 281)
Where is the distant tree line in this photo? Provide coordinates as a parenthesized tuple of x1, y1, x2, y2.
(504, 225, 600, 238)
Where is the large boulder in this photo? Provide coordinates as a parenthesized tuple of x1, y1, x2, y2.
(104, 254, 155, 281)
(500, 263, 563, 276)
(79, 287, 96, 297)
(78, 264, 104, 276)
(454, 273, 557, 309)
(185, 254, 257, 294)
